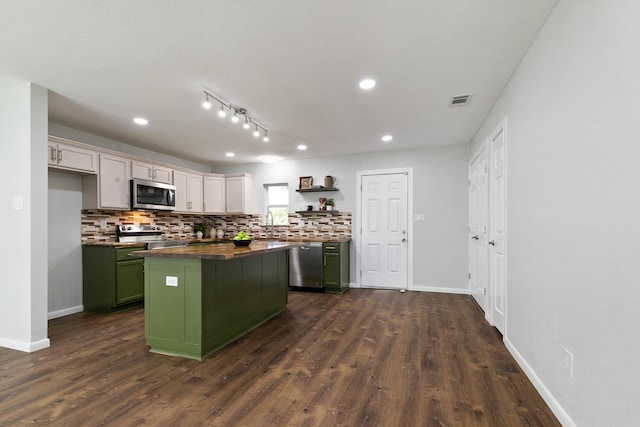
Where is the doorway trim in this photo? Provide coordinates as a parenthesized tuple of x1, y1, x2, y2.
(355, 167, 414, 290)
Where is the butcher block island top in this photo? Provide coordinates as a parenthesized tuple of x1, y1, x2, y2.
(132, 240, 302, 260)
(139, 241, 298, 360)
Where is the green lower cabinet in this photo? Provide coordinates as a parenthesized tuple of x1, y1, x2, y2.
(323, 241, 350, 294)
(144, 250, 289, 360)
(82, 245, 145, 313)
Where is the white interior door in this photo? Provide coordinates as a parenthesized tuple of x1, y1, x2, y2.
(489, 120, 507, 334)
(469, 143, 489, 313)
(360, 172, 409, 289)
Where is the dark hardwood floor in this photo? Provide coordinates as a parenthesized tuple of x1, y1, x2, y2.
(0, 289, 559, 426)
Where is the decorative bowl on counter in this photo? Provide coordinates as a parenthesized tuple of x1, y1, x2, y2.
(232, 239, 252, 247)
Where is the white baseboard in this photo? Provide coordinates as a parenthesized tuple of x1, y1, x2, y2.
(410, 284, 470, 294)
(48, 305, 84, 320)
(349, 283, 469, 294)
(0, 337, 50, 353)
(504, 338, 576, 427)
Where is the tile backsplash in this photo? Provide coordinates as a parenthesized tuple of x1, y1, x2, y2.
(81, 210, 352, 242)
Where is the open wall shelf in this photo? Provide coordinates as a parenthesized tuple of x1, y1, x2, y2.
(295, 210, 340, 214)
(296, 187, 339, 193)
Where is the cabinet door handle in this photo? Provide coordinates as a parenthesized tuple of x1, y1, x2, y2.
(50, 146, 57, 162)
(471, 235, 479, 240)
(57, 149, 63, 163)
(324, 255, 326, 266)
(489, 240, 495, 246)
(326, 246, 336, 250)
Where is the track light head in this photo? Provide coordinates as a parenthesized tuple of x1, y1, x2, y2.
(218, 104, 226, 118)
(202, 94, 212, 109)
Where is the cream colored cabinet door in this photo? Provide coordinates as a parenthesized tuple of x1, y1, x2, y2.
(48, 140, 97, 173)
(97, 153, 131, 209)
(131, 160, 172, 184)
(173, 170, 203, 213)
(204, 175, 226, 214)
(225, 174, 254, 214)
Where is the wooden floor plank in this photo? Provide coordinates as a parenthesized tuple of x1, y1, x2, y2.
(0, 289, 559, 426)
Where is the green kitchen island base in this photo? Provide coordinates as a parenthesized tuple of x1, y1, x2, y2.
(144, 249, 289, 360)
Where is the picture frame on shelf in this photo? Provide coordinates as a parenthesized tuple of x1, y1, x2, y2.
(299, 176, 313, 189)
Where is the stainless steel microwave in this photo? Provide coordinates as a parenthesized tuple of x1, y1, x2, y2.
(130, 179, 176, 211)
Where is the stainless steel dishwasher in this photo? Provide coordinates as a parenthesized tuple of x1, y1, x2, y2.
(289, 242, 323, 288)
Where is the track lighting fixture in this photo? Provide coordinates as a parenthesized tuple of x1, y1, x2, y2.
(202, 88, 269, 142)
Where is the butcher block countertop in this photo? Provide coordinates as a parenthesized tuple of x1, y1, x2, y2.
(131, 240, 303, 260)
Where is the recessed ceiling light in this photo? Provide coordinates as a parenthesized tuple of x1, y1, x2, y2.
(382, 135, 393, 142)
(297, 144, 307, 151)
(359, 78, 376, 90)
(225, 152, 235, 157)
(260, 155, 281, 164)
(133, 117, 148, 125)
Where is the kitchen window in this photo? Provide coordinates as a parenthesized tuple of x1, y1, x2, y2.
(265, 184, 289, 225)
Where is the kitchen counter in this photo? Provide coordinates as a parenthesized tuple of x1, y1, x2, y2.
(133, 240, 302, 260)
(82, 237, 350, 247)
(82, 240, 149, 248)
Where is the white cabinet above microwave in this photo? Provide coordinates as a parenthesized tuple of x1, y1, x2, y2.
(131, 160, 172, 184)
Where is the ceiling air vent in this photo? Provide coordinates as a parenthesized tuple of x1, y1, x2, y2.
(449, 93, 474, 107)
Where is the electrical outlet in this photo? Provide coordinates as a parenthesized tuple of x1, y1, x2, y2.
(413, 213, 425, 222)
(100, 220, 107, 229)
(564, 348, 574, 377)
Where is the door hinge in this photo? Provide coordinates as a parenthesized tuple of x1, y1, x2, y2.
(468, 273, 471, 279)
(483, 288, 487, 295)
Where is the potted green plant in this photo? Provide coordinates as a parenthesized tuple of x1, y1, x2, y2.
(325, 198, 335, 211)
(193, 223, 207, 239)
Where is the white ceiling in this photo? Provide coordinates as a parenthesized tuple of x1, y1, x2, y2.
(0, 0, 558, 166)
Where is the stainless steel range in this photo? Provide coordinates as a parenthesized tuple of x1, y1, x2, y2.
(116, 225, 189, 249)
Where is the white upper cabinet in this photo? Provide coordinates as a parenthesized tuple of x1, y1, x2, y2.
(83, 153, 131, 210)
(203, 174, 226, 214)
(131, 160, 173, 184)
(173, 170, 203, 213)
(225, 173, 254, 214)
(48, 138, 97, 173)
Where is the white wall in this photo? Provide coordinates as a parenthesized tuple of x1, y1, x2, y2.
(0, 82, 49, 352)
(216, 144, 470, 292)
(470, 1, 640, 425)
(48, 170, 83, 318)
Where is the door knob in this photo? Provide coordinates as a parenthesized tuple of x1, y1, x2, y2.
(489, 240, 495, 246)
(402, 238, 407, 242)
